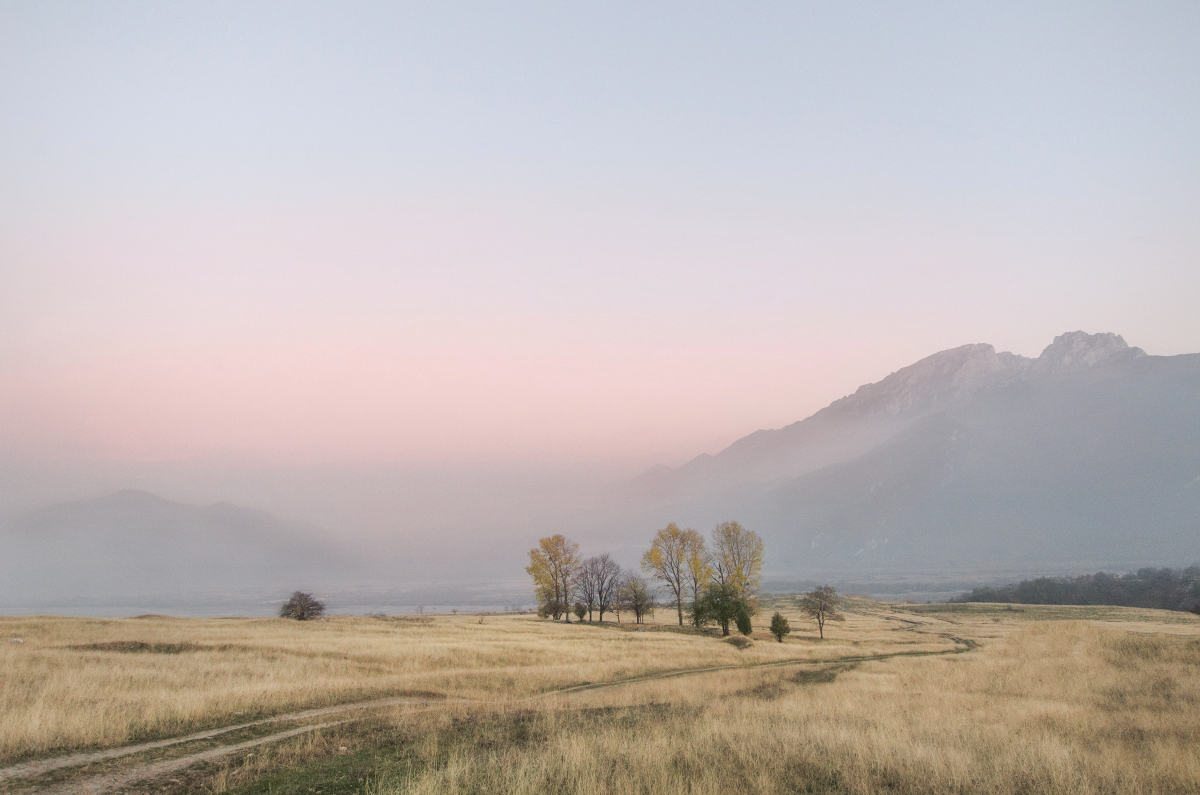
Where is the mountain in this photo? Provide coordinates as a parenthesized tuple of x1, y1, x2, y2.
(626, 332, 1200, 576)
(0, 490, 347, 605)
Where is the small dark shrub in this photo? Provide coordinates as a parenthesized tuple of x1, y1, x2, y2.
(573, 602, 587, 621)
(735, 607, 754, 636)
(770, 612, 791, 642)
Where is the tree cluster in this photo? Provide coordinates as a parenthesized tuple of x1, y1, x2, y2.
(954, 567, 1200, 613)
(642, 521, 763, 636)
(526, 537, 657, 624)
(527, 524, 848, 640)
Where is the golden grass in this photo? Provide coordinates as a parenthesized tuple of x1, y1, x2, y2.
(6, 600, 1200, 794)
(386, 622, 1200, 795)
(0, 605, 954, 763)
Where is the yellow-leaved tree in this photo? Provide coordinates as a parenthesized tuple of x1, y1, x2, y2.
(526, 534, 581, 622)
(682, 528, 711, 618)
(642, 523, 688, 625)
(710, 521, 763, 609)
(642, 524, 710, 625)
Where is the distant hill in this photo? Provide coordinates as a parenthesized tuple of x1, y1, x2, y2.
(624, 332, 1200, 576)
(0, 490, 347, 606)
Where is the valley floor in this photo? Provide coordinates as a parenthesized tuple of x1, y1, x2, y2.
(2, 599, 1198, 794)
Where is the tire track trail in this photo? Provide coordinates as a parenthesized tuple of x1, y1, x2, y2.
(4, 638, 978, 794)
(0, 697, 445, 784)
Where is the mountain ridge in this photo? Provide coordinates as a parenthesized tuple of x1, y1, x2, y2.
(620, 332, 1198, 576)
(636, 331, 1149, 498)
(0, 490, 348, 604)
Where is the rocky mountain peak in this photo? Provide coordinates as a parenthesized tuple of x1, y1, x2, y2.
(1034, 331, 1145, 373)
(823, 343, 1030, 418)
(820, 331, 1145, 420)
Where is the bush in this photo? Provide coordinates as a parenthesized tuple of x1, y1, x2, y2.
(693, 582, 751, 637)
(769, 612, 791, 642)
(735, 606, 753, 636)
(573, 602, 587, 621)
(280, 591, 325, 621)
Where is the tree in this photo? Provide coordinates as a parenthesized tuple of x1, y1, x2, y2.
(710, 521, 764, 609)
(526, 535, 582, 622)
(642, 523, 691, 625)
(592, 554, 623, 622)
(576, 556, 602, 621)
(573, 602, 587, 622)
(735, 608, 753, 636)
(682, 530, 711, 620)
(621, 573, 655, 624)
(799, 585, 844, 639)
(769, 612, 791, 642)
(280, 591, 325, 621)
(692, 581, 750, 636)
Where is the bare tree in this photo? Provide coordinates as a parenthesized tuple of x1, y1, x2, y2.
(621, 573, 656, 625)
(280, 591, 325, 620)
(642, 523, 689, 625)
(594, 554, 623, 622)
(799, 585, 844, 639)
(576, 556, 602, 621)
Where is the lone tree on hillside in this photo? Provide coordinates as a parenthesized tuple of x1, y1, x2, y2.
(799, 585, 844, 639)
(642, 523, 692, 625)
(280, 591, 325, 621)
(527, 534, 582, 622)
(769, 612, 791, 642)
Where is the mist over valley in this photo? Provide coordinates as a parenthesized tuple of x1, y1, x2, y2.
(4, 330, 1196, 614)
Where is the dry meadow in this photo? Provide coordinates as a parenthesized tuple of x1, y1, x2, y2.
(3, 599, 1199, 794)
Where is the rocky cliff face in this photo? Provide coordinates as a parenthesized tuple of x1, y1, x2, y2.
(1033, 331, 1145, 374)
(820, 343, 1027, 419)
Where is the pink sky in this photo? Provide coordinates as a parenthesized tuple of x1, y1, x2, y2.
(3, 4, 1198, 473)
(4, 195, 1196, 470)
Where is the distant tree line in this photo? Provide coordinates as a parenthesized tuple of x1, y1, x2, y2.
(954, 567, 1200, 613)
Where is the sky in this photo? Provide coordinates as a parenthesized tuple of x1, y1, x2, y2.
(2, 1, 1199, 474)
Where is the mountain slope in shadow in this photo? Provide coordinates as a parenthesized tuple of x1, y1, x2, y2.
(624, 332, 1200, 575)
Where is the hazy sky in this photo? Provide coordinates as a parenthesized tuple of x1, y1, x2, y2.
(3, 2, 1199, 470)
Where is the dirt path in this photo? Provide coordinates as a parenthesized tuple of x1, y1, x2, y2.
(0, 696, 444, 784)
(4, 640, 976, 794)
(36, 722, 346, 795)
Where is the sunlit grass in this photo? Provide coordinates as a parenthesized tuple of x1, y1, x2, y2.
(0, 603, 954, 762)
(5, 600, 1200, 795)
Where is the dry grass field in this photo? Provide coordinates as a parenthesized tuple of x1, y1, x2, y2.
(3, 598, 1199, 794)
